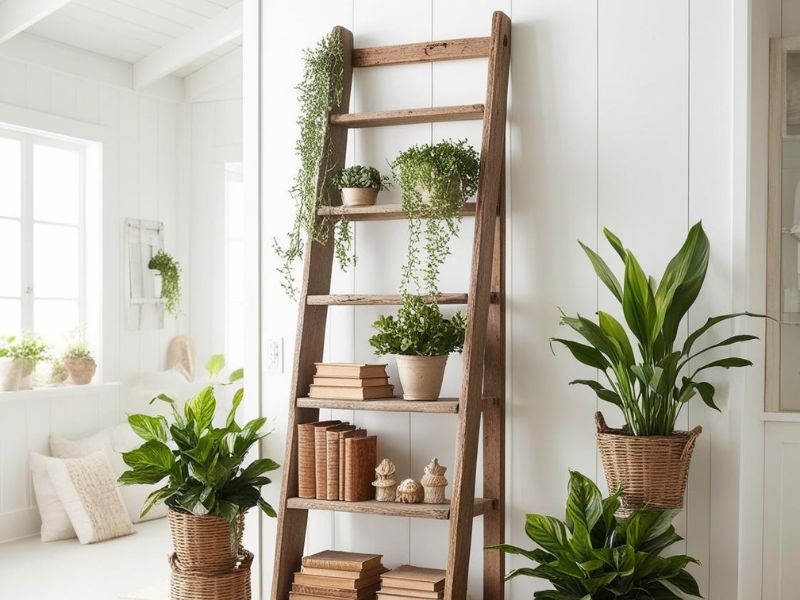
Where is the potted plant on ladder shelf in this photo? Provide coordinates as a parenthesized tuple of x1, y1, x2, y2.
(552, 222, 761, 513)
(331, 165, 391, 207)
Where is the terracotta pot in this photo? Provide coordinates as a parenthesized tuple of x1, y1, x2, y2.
(341, 187, 378, 206)
(64, 357, 97, 385)
(168, 510, 245, 574)
(395, 354, 448, 401)
(0, 358, 24, 392)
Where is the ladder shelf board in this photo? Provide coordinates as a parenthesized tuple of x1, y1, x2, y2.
(317, 202, 477, 221)
(296, 396, 460, 413)
(353, 37, 490, 67)
(286, 497, 494, 520)
(307, 293, 476, 305)
(331, 104, 484, 128)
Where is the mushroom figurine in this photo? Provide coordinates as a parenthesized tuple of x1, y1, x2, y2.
(395, 478, 424, 504)
(372, 458, 398, 502)
(420, 458, 448, 504)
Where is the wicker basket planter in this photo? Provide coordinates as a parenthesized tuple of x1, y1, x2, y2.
(169, 550, 252, 600)
(167, 510, 245, 574)
(595, 412, 702, 515)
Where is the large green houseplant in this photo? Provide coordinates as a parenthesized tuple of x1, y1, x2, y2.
(552, 222, 759, 511)
(490, 470, 701, 600)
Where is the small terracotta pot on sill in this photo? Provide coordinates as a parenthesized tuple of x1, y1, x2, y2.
(64, 357, 97, 385)
(341, 187, 378, 206)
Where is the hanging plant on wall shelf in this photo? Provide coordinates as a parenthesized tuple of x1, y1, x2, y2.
(391, 139, 479, 297)
(273, 30, 353, 298)
(148, 250, 182, 315)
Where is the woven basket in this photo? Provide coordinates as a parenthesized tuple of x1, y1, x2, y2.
(596, 412, 702, 515)
(168, 510, 244, 573)
(169, 550, 252, 600)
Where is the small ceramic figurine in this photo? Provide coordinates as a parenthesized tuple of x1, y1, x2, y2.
(372, 458, 398, 502)
(420, 458, 448, 504)
(395, 478, 424, 504)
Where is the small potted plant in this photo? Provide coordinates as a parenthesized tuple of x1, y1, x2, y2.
(331, 165, 391, 206)
(369, 295, 466, 400)
(552, 222, 760, 513)
(119, 385, 278, 578)
(48, 358, 68, 385)
(148, 249, 181, 315)
(489, 470, 701, 598)
(0, 335, 48, 391)
(392, 139, 479, 295)
(62, 335, 97, 385)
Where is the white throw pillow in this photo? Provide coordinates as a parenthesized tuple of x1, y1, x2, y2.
(46, 451, 135, 544)
(29, 452, 76, 542)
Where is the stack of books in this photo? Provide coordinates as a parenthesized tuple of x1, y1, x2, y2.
(298, 419, 377, 501)
(290, 550, 385, 600)
(309, 363, 394, 400)
(377, 566, 446, 600)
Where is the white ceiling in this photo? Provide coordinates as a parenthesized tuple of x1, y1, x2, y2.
(21, 0, 242, 78)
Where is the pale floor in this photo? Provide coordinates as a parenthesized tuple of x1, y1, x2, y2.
(0, 519, 170, 600)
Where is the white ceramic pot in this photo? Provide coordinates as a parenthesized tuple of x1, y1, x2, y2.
(150, 270, 163, 299)
(341, 187, 378, 206)
(0, 358, 23, 392)
(395, 354, 448, 401)
(17, 359, 34, 390)
(64, 357, 97, 385)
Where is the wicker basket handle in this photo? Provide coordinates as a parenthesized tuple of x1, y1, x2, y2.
(595, 412, 611, 433)
(680, 426, 703, 462)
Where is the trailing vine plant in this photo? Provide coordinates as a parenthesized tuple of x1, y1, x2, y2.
(391, 140, 479, 297)
(148, 250, 182, 315)
(273, 30, 354, 298)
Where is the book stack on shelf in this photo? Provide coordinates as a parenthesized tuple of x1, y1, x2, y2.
(290, 550, 385, 600)
(298, 419, 377, 501)
(309, 363, 394, 400)
(377, 566, 446, 600)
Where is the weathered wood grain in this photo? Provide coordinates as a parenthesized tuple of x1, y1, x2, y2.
(317, 202, 477, 221)
(353, 36, 490, 67)
(286, 496, 493, 520)
(330, 104, 484, 128)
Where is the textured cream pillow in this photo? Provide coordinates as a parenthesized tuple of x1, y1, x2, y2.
(46, 451, 135, 544)
(29, 452, 76, 542)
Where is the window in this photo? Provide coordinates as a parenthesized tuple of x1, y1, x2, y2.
(0, 128, 86, 345)
(224, 163, 245, 369)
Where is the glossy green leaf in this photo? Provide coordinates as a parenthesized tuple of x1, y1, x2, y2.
(206, 354, 225, 379)
(128, 414, 169, 443)
(579, 242, 622, 301)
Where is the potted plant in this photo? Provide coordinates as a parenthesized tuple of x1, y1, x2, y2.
(489, 470, 701, 599)
(552, 222, 759, 513)
(369, 295, 466, 400)
(62, 335, 96, 385)
(392, 139, 479, 295)
(0, 335, 48, 391)
(274, 30, 354, 298)
(119, 385, 278, 574)
(148, 249, 181, 315)
(48, 358, 68, 385)
(331, 165, 391, 206)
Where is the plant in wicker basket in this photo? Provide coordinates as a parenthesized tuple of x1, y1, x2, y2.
(119, 385, 278, 574)
(489, 470, 701, 600)
(552, 222, 761, 512)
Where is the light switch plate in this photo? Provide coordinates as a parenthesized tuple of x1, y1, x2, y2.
(265, 338, 284, 374)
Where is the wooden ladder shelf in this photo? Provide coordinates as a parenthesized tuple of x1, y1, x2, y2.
(272, 12, 511, 600)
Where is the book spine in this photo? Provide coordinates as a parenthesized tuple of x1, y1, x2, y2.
(339, 436, 346, 500)
(314, 427, 328, 499)
(327, 431, 340, 500)
(297, 423, 316, 499)
(344, 436, 377, 502)
(300, 558, 362, 571)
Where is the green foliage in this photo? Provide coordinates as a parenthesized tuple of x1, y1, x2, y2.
(206, 354, 225, 379)
(369, 295, 466, 356)
(62, 330, 92, 360)
(118, 386, 279, 524)
(2, 335, 48, 363)
(274, 31, 352, 298)
(148, 250, 182, 315)
(331, 165, 391, 190)
(489, 470, 701, 599)
(552, 222, 761, 436)
(391, 139, 479, 296)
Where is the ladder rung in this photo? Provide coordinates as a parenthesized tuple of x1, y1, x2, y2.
(307, 293, 500, 306)
(286, 497, 493, 520)
(330, 104, 484, 128)
(353, 37, 490, 67)
(297, 397, 459, 413)
(318, 202, 476, 221)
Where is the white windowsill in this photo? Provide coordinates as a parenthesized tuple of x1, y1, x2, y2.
(0, 382, 120, 403)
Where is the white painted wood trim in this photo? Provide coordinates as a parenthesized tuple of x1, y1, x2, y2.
(133, 2, 243, 90)
(184, 47, 243, 103)
(0, 0, 73, 45)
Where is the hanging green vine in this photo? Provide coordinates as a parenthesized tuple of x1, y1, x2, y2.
(273, 31, 353, 297)
(391, 139, 479, 297)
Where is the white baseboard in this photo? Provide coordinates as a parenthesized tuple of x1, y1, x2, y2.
(0, 506, 40, 543)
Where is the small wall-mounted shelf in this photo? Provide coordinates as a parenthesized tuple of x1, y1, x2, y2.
(125, 218, 165, 330)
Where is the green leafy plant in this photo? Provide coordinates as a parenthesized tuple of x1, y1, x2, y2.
(331, 165, 391, 190)
(489, 470, 701, 599)
(148, 250, 182, 315)
(205, 354, 243, 384)
(392, 139, 479, 296)
(369, 295, 466, 356)
(118, 386, 278, 524)
(274, 31, 353, 298)
(48, 358, 68, 384)
(3, 335, 48, 364)
(62, 333, 92, 360)
(552, 222, 760, 436)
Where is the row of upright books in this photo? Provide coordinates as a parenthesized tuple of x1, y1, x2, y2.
(290, 551, 444, 600)
(309, 363, 394, 400)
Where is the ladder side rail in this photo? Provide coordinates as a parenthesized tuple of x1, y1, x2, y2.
(271, 25, 354, 600)
(445, 11, 511, 600)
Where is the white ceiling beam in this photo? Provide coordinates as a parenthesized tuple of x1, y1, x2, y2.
(133, 1, 242, 90)
(0, 0, 73, 45)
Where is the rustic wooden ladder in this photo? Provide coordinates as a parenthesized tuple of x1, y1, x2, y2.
(272, 11, 511, 600)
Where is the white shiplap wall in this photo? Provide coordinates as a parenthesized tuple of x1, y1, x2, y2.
(260, 1, 744, 597)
